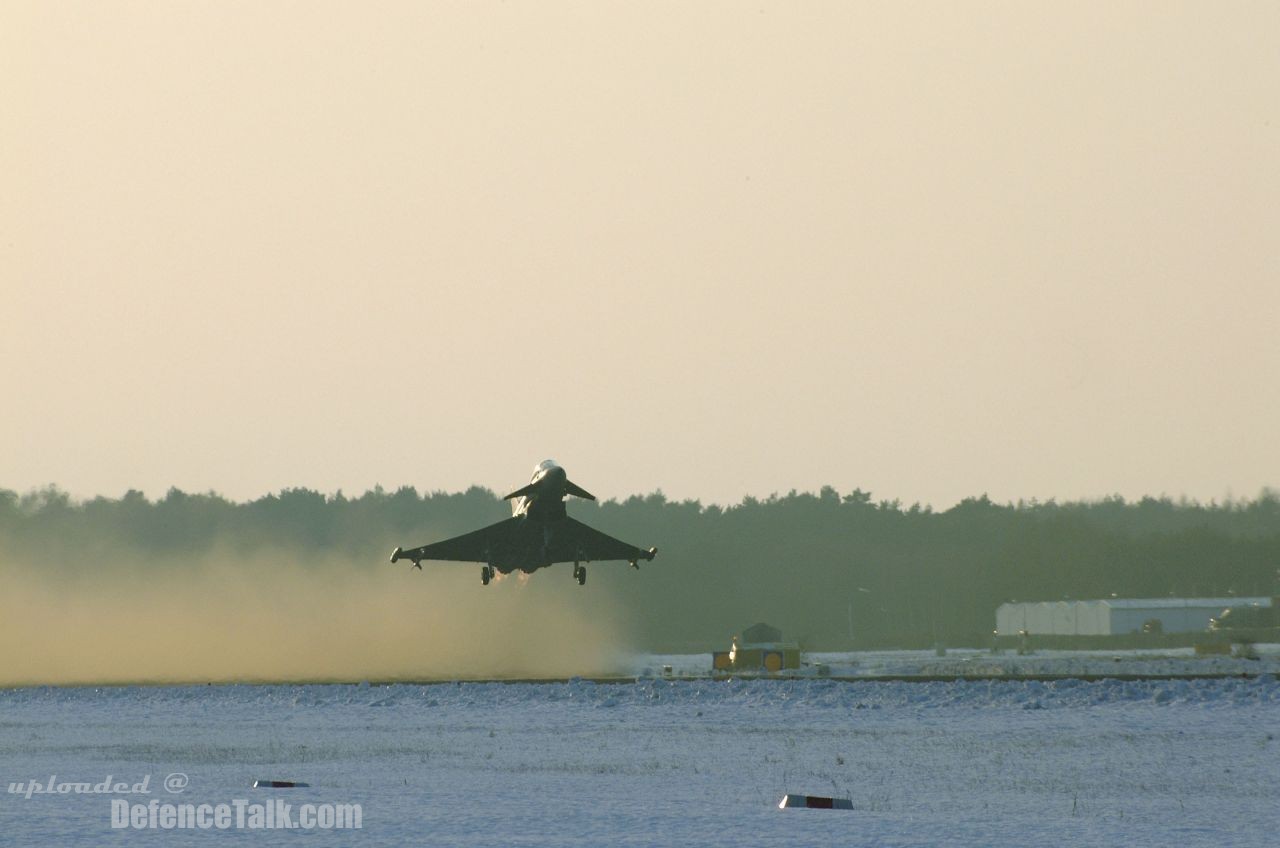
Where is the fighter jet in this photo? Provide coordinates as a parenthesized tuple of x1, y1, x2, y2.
(390, 460, 657, 586)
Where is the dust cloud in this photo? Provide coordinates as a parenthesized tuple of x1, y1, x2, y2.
(0, 548, 634, 685)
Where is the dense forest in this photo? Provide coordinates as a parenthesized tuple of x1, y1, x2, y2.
(3, 485, 1279, 651)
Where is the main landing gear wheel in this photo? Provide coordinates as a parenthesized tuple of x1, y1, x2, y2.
(481, 566, 493, 586)
(573, 564, 587, 586)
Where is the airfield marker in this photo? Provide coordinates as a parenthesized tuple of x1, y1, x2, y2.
(778, 794, 853, 810)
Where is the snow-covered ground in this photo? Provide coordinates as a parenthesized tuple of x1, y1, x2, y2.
(637, 644, 1280, 680)
(4, 665, 1279, 847)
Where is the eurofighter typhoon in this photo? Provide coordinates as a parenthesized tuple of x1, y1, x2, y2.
(391, 460, 657, 585)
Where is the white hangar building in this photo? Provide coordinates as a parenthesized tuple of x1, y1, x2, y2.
(995, 597, 1272, 637)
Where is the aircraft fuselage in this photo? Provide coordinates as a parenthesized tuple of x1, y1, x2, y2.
(509, 460, 571, 520)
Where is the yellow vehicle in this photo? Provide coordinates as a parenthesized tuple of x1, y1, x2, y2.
(712, 623, 801, 673)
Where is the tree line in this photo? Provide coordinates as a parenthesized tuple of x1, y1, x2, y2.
(2, 485, 1278, 650)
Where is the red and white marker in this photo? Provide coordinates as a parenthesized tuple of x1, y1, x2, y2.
(778, 794, 853, 810)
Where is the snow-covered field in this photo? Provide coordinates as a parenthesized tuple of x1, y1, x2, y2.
(3, 661, 1279, 846)
(639, 644, 1280, 680)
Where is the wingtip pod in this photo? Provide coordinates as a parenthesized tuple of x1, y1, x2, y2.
(646, 546, 658, 560)
(390, 546, 403, 563)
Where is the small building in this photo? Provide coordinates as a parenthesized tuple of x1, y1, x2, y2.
(712, 622, 801, 673)
(995, 597, 1273, 637)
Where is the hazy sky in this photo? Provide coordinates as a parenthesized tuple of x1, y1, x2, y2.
(3, 2, 1277, 508)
